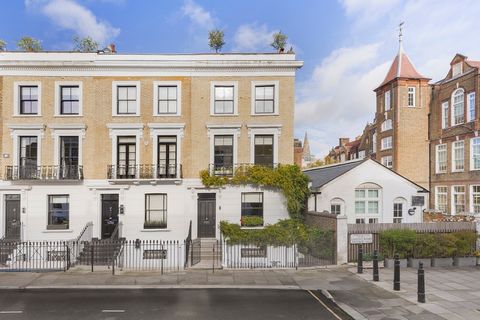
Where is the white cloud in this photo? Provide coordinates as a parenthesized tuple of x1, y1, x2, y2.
(298, 0, 480, 158)
(181, 0, 215, 30)
(233, 24, 276, 52)
(25, 0, 120, 45)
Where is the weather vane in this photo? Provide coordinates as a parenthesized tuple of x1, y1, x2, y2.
(399, 22, 404, 44)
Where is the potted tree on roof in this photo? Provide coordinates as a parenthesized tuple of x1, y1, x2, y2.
(271, 31, 288, 53)
(208, 29, 225, 53)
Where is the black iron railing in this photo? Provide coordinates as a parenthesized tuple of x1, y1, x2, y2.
(4, 165, 84, 181)
(208, 163, 278, 177)
(107, 164, 182, 180)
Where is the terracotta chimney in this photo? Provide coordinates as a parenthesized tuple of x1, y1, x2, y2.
(108, 43, 116, 53)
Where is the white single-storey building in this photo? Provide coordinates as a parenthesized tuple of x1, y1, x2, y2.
(304, 159, 429, 224)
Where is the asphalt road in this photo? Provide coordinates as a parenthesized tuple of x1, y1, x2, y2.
(0, 289, 352, 320)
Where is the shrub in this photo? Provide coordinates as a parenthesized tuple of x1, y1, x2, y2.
(200, 164, 310, 219)
(379, 229, 416, 259)
(413, 233, 437, 258)
(241, 216, 264, 227)
(452, 231, 477, 257)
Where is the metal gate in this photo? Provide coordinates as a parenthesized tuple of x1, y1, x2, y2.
(191, 238, 201, 266)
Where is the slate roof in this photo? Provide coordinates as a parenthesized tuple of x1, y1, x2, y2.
(303, 159, 364, 189)
(376, 52, 429, 89)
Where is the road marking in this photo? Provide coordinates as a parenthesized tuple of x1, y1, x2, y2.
(0, 311, 23, 314)
(307, 290, 343, 320)
(101, 310, 125, 313)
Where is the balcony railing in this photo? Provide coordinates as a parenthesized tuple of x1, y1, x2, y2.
(4, 165, 84, 181)
(209, 163, 278, 177)
(107, 164, 182, 180)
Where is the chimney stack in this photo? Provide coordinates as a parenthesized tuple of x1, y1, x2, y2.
(107, 43, 116, 53)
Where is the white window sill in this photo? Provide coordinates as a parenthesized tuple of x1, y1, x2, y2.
(251, 113, 279, 117)
(54, 115, 83, 117)
(153, 113, 181, 117)
(42, 229, 73, 233)
(210, 114, 239, 117)
(452, 170, 465, 173)
(112, 114, 141, 117)
(141, 229, 171, 232)
(12, 114, 42, 117)
(435, 171, 446, 174)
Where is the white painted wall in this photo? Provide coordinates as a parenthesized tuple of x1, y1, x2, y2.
(0, 179, 289, 241)
(307, 160, 428, 224)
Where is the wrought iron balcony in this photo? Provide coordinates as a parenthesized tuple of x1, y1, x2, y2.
(107, 164, 182, 180)
(4, 165, 84, 181)
(209, 163, 278, 177)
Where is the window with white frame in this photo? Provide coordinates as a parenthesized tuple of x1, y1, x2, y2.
(158, 86, 177, 114)
(381, 119, 392, 132)
(381, 136, 392, 150)
(472, 137, 480, 171)
(254, 85, 275, 114)
(452, 89, 465, 125)
(112, 82, 140, 116)
(355, 218, 365, 224)
(435, 186, 448, 212)
(382, 156, 393, 168)
(468, 92, 476, 122)
(472, 185, 480, 214)
(214, 86, 234, 114)
(436, 144, 447, 173)
(393, 201, 404, 223)
(20, 86, 39, 115)
(385, 90, 391, 111)
(144, 194, 167, 229)
(330, 199, 344, 215)
(407, 87, 415, 107)
(368, 218, 378, 224)
(48, 195, 69, 230)
(59, 86, 80, 115)
(452, 62, 462, 77)
(452, 140, 465, 172)
(453, 186, 466, 214)
(214, 135, 234, 175)
(441, 101, 449, 129)
(254, 135, 274, 167)
(355, 189, 379, 216)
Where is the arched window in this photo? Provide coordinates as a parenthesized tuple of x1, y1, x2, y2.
(381, 119, 392, 132)
(452, 88, 465, 125)
(330, 198, 345, 215)
(393, 197, 407, 223)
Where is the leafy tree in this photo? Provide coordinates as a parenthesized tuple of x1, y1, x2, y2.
(208, 29, 225, 53)
(306, 159, 325, 168)
(271, 31, 288, 52)
(17, 36, 42, 52)
(0, 39, 6, 51)
(73, 36, 99, 52)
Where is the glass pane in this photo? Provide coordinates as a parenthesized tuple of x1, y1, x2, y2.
(168, 101, 177, 113)
(168, 87, 177, 99)
(127, 101, 136, 113)
(255, 87, 265, 99)
(255, 101, 264, 113)
(368, 190, 378, 198)
(264, 100, 274, 113)
(118, 87, 128, 100)
(127, 86, 136, 99)
(355, 190, 365, 198)
(159, 87, 168, 100)
(242, 193, 262, 203)
(118, 101, 128, 113)
(264, 86, 274, 99)
(224, 101, 234, 113)
(159, 100, 168, 113)
(148, 194, 165, 210)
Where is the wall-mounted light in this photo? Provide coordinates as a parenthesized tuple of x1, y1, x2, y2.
(135, 238, 141, 249)
(119, 204, 125, 215)
(22, 207, 26, 214)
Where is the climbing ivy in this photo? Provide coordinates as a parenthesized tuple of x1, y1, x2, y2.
(200, 164, 310, 219)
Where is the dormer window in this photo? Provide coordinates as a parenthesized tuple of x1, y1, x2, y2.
(452, 62, 463, 77)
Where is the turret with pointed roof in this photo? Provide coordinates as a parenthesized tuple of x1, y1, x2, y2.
(371, 23, 430, 189)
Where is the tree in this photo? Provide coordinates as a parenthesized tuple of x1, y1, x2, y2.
(208, 29, 225, 53)
(271, 31, 288, 52)
(17, 36, 42, 52)
(0, 39, 6, 51)
(73, 36, 99, 52)
(306, 159, 325, 169)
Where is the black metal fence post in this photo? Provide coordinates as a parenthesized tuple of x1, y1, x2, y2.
(418, 262, 426, 303)
(357, 245, 363, 274)
(90, 242, 94, 272)
(373, 249, 379, 282)
(393, 254, 400, 291)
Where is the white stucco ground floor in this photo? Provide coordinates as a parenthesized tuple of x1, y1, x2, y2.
(0, 179, 289, 242)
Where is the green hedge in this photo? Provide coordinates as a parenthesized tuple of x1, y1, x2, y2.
(379, 229, 477, 259)
(200, 164, 310, 219)
(240, 216, 264, 227)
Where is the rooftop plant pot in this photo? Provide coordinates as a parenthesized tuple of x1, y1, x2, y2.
(453, 256, 476, 267)
(431, 257, 453, 267)
(408, 258, 432, 268)
(384, 258, 407, 268)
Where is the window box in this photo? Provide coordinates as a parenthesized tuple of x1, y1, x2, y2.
(240, 216, 264, 227)
(47, 223, 69, 230)
(144, 220, 167, 229)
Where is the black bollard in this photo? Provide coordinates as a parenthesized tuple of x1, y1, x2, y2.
(418, 262, 426, 303)
(393, 254, 400, 291)
(373, 249, 379, 282)
(357, 245, 363, 274)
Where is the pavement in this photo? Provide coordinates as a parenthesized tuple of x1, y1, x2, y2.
(354, 266, 480, 320)
(0, 266, 445, 320)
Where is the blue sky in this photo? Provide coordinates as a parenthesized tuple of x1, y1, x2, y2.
(2, 0, 480, 157)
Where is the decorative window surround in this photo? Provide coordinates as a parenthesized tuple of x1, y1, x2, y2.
(106, 123, 143, 167)
(210, 81, 238, 116)
(7, 124, 45, 167)
(435, 144, 447, 174)
(148, 123, 185, 167)
(206, 124, 241, 167)
(54, 81, 83, 116)
(246, 124, 282, 164)
(452, 140, 465, 172)
(48, 124, 86, 166)
(251, 81, 279, 115)
(153, 81, 182, 116)
(112, 81, 141, 116)
(13, 81, 42, 116)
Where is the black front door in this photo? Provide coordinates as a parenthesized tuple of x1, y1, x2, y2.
(101, 194, 119, 239)
(197, 193, 216, 238)
(4, 195, 21, 240)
